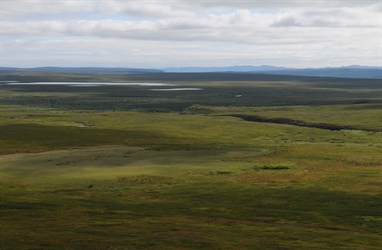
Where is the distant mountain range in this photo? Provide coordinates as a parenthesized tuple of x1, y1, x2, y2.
(163, 65, 288, 73)
(1, 65, 380, 79)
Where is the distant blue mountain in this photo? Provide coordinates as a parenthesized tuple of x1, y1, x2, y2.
(339, 65, 381, 69)
(163, 65, 288, 73)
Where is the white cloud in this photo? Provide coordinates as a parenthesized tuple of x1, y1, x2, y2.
(2, 9, 379, 43)
(1, 0, 380, 67)
(2, 0, 379, 19)
(102, 1, 194, 18)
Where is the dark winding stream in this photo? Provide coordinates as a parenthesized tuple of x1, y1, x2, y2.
(225, 114, 380, 132)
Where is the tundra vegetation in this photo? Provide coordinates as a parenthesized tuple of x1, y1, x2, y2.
(0, 72, 381, 249)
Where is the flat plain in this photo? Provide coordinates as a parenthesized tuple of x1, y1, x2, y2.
(0, 73, 381, 249)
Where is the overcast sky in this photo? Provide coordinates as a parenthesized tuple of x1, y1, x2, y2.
(1, 0, 381, 68)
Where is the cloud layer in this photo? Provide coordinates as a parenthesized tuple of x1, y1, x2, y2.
(1, 0, 381, 67)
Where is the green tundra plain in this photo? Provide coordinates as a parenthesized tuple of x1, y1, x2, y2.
(0, 73, 381, 249)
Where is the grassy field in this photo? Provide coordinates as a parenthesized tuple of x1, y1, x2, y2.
(0, 73, 381, 249)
